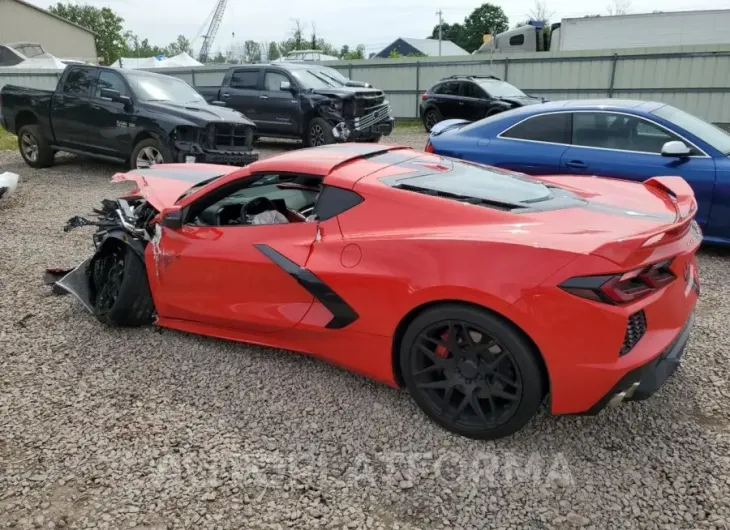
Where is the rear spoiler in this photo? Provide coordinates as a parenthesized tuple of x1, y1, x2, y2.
(593, 176, 700, 266)
(643, 176, 697, 221)
(430, 119, 470, 136)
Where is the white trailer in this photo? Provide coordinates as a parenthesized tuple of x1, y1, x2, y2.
(475, 9, 730, 54)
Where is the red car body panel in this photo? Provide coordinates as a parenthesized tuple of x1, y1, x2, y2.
(115, 145, 700, 414)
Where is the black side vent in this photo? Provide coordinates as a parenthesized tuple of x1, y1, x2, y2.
(621, 310, 647, 356)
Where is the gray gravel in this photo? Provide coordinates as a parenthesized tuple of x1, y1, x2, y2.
(2, 129, 730, 529)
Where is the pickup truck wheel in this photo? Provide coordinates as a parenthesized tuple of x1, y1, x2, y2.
(305, 118, 335, 147)
(18, 125, 54, 168)
(130, 138, 171, 169)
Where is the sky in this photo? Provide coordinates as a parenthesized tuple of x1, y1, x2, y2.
(30, 0, 730, 57)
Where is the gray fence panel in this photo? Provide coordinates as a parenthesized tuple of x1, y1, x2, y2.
(2, 45, 729, 123)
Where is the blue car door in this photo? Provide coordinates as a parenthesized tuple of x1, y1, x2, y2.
(491, 112, 571, 175)
(559, 112, 717, 228)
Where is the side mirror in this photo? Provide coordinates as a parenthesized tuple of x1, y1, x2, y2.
(280, 81, 292, 91)
(160, 207, 183, 230)
(661, 140, 691, 158)
(101, 88, 132, 108)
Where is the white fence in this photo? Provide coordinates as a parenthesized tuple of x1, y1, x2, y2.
(2, 44, 730, 124)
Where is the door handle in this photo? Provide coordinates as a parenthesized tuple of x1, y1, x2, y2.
(259, 95, 269, 99)
(221, 93, 230, 98)
(458, 101, 464, 105)
(566, 160, 587, 169)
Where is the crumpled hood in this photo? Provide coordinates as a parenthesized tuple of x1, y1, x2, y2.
(311, 87, 384, 99)
(498, 95, 543, 107)
(112, 164, 233, 211)
(142, 101, 256, 127)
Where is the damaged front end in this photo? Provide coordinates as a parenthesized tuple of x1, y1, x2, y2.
(46, 195, 159, 326)
(318, 93, 395, 142)
(171, 122, 260, 166)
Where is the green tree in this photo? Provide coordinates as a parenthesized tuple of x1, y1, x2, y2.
(243, 40, 262, 63)
(166, 34, 191, 56)
(462, 3, 509, 52)
(267, 42, 281, 60)
(428, 3, 509, 53)
(211, 51, 227, 63)
(341, 44, 365, 60)
(48, 2, 126, 64)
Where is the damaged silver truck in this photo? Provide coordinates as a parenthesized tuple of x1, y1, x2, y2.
(194, 63, 394, 147)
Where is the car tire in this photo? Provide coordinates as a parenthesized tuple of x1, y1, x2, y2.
(130, 138, 172, 169)
(91, 243, 155, 327)
(305, 118, 335, 147)
(399, 304, 545, 440)
(17, 125, 55, 168)
(423, 108, 442, 132)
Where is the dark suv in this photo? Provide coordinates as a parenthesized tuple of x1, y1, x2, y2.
(419, 75, 543, 132)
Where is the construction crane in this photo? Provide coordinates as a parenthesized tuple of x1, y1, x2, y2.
(196, 0, 228, 63)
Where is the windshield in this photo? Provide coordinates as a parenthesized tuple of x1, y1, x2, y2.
(290, 68, 346, 89)
(477, 79, 526, 98)
(126, 72, 207, 104)
(652, 105, 730, 155)
(387, 157, 552, 207)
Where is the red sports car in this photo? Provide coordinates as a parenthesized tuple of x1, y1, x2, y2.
(49, 144, 701, 440)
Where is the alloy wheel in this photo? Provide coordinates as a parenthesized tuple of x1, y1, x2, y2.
(20, 133, 39, 163)
(136, 146, 164, 168)
(310, 124, 325, 146)
(410, 320, 523, 430)
(425, 111, 439, 129)
(95, 246, 126, 314)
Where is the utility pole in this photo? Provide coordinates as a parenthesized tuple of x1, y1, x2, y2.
(436, 9, 443, 56)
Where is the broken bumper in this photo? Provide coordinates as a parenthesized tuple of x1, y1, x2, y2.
(173, 141, 260, 166)
(334, 104, 395, 141)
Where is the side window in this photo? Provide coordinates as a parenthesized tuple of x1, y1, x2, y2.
(63, 68, 94, 97)
(230, 70, 259, 89)
(313, 186, 364, 221)
(501, 113, 571, 144)
(509, 34, 525, 46)
(264, 71, 290, 92)
(434, 82, 459, 96)
(572, 112, 685, 154)
(462, 82, 486, 99)
(95, 71, 128, 99)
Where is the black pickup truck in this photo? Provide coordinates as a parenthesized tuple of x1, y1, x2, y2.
(195, 63, 395, 146)
(0, 65, 259, 169)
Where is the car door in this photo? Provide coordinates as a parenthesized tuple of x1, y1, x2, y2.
(223, 68, 263, 126)
(490, 112, 571, 174)
(85, 69, 135, 158)
(431, 81, 461, 120)
(560, 111, 717, 228)
(257, 70, 301, 136)
(149, 172, 320, 333)
(460, 82, 490, 121)
(50, 66, 97, 150)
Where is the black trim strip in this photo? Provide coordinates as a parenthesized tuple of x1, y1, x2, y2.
(254, 244, 359, 330)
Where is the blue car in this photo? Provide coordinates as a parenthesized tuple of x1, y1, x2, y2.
(426, 99, 730, 245)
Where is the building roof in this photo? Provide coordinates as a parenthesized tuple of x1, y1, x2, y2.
(7, 0, 96, 35)
(399, 37, 469, 56)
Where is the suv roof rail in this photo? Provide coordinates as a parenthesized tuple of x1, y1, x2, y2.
(440, 74, 501, 81)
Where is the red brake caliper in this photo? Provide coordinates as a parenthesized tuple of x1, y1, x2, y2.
(435, 331, 450, 358)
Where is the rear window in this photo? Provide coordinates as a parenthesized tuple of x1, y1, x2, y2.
(383, 157, 553, 209)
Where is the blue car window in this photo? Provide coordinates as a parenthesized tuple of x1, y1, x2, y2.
(572, 112, 684, 154)
(501, 113, 571, 144)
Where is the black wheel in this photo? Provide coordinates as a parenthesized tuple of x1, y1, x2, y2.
(305, 118, 335, 147)
(130, 138, 172, 169)
(17, 125, 55, 168)
(400, 304, 545, 440)
(91, 243, 155, 327)
(423, 108, 442, 133)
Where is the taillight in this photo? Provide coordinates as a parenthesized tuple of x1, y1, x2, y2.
(425, 141, 434, 153)
(560, 259, 676, 304)
(421, 93, 428, 101)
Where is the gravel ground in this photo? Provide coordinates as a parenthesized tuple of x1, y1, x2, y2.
(2, 130, 730, 530)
